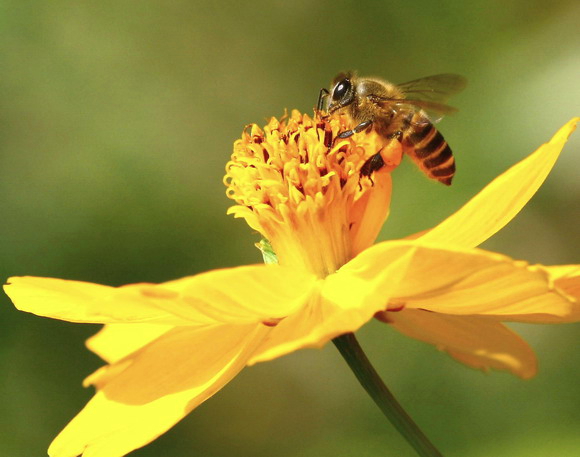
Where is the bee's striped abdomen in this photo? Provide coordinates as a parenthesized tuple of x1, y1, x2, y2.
(404, 115, 455, 185)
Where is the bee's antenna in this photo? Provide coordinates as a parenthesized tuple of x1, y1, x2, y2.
(317, 88, 330, 112)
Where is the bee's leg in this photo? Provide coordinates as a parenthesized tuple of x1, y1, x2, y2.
(358, 174, 373, 190)
(317, 88, 330, 111)
(387, 130, 403, 140)
(354, 120, 374, 133)
(359, 152, 385, 182)
(358, 169, 375, 190)
(359, 135, 404, 186)
(338, 120, 373, 139)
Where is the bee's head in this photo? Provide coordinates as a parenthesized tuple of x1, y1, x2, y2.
(327, 71, 356, 114)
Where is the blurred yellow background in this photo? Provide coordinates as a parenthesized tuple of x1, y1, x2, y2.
(1, 1, 579, 456)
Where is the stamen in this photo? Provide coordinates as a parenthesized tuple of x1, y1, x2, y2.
(225, 110, 394, 276)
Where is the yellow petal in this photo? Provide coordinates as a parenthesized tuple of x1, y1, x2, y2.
(4, 277, 185, 325)
(419, 118, 579, 248)
(545, 265, 580, 299)
(157, 265, 316, 323)
(5, 265, 316, 326)
(49, 323, 269, 457)
(350, 172, 392, 256)
(86, 324, 174, 363)
(249, 252, 412, 364)
(377, 309, 537, 378)
(341, 240, 580, 323)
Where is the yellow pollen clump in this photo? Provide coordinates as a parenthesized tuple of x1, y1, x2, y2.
(224, 110, 394, 276)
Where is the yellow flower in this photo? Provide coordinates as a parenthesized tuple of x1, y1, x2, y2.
(4, 112, 579, 457)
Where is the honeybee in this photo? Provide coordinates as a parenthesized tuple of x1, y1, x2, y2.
(318, 72, 467, 185)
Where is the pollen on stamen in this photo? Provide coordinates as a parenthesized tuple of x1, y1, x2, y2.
(226, 113, 368, 210)
(225, 110, 394, 276)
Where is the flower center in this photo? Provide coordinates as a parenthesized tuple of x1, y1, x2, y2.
(225, 110, 397, 277)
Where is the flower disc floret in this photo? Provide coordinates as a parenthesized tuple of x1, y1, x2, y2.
(225, 110, 393, 276)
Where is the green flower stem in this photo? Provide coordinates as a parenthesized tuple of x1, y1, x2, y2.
(333, 333, 444, 457)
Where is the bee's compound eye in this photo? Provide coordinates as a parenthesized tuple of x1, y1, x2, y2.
(333, 79, 350, 100)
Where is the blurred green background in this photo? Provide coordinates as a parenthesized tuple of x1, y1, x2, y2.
(1, 1, 579, 456)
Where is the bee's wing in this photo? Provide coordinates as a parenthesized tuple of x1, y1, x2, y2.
(391, 99, 459, 115)
(375, 98, 458, 124)
(381, 73, 467, 121)
(397, 74, 467, 104)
